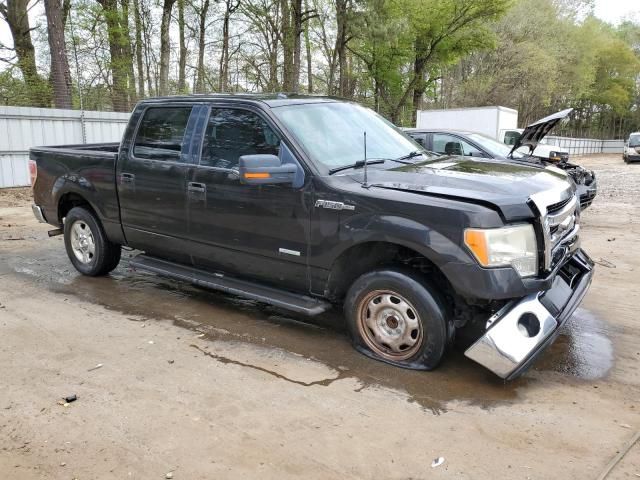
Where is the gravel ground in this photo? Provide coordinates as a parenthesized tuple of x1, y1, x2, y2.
(0, 154, 639, 479)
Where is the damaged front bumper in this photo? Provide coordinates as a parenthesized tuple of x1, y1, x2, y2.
(465, 249, 594, 380)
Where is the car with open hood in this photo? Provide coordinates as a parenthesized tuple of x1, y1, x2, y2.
(30, 95, 593, 380)
(405, 109, 598, 210)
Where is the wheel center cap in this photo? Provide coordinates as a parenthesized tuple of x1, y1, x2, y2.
(386, 316, 399, 329)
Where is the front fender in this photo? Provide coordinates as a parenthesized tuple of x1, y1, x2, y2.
(335, 213, 467, 270)
(323, 212, 536, 301)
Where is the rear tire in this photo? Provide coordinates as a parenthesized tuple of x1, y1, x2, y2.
(344, 267, 448, 370)
(64, 206, 121, 276)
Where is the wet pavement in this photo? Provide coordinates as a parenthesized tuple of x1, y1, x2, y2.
(5, 240, 615, 414)
(1, 156, 639, 479)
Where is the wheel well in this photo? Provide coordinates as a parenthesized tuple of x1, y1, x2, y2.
(58, 193, 95, 223)
(326, 242, 454, 303)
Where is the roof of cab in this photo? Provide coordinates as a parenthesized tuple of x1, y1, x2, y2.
(404, 127, 477, 135)
(137, 93, 341, 108)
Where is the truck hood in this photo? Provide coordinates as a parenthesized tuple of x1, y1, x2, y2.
(509, 108, 573, 157)
(360, 156, 573, 221)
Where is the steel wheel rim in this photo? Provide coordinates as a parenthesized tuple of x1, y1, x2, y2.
(357, 289, 423, 361)
(70, 220, 96, 264)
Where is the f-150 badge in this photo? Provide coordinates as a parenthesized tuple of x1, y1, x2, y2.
(315, 200, 355, 211)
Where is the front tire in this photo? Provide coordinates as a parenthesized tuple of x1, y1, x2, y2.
(64, 206, 121, 276)
(344, 267, 448, 370)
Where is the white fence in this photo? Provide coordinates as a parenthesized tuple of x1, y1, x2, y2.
(0, 106, 629, 188)
(0, 106, 130, 188)
(545, 135, 625, 156)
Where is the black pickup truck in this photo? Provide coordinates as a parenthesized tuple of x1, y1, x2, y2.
(30, 94, 593, 379)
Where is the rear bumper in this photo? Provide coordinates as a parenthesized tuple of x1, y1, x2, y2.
(465, 249, 594, 380)
(32, 204, 47, 223)
(625, 153, 640, 162)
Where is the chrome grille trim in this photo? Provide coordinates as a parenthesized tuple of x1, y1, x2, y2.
(529, 187, 579, 271)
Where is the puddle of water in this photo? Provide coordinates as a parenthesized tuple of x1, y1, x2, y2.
(8, 244, 613, 412)
(532, 308, 614, 380)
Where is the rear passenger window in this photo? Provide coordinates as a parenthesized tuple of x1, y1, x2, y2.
(200, 108, 280, 169)
(133, 107, 193, 161)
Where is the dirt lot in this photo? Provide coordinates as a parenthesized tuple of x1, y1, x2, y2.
(1, 154, 639, 479)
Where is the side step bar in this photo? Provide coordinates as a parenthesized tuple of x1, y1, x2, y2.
(129, 255, 331, 316)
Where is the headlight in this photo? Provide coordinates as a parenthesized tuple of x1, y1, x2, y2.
(464, 224, 538, 277)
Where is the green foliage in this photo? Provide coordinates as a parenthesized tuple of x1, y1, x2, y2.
(440, 0, 640, 136)
(0, 0, 638, 135)
(353, 0, 510, 124)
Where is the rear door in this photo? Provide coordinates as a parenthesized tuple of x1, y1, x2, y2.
(117, 104, 199, 263)
(187, 105, 311, 291)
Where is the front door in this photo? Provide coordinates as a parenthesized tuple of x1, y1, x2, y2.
(117, 105, 197, 263)
(187, 106, 311, 292)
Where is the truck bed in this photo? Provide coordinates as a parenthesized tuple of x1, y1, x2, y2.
(30, 142, 120, 159)
(30, 143, 122, 237)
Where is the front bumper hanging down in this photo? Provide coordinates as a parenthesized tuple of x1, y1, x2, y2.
(465, 249, 594, 380)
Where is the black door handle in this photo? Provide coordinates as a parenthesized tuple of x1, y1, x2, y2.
(120, 172, 135, 184)
(187, 182, 206, 193)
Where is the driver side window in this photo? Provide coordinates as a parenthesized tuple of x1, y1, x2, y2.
(200, 108, 281, 169)
(432, 133, 484, 157)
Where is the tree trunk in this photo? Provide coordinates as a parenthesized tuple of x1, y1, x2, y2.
(281, 0, 294, 91)
(335, 0, 348, 97)
(292, 0, 302, 91)
(195, 0, 209, 93)
(119, 0, 137, 106)
(44, 0, 73, 109)
(133, 0, 145, 97)
(411, 51, 426, 126)
(1, 0, 51, 107)
(219, 7, 231, 91)
(177, 0, 187, 92)
(97, 0, 129, 111)
(218, 0, 239, 92)
(304, 0, 312, 93)
(159, 0, 176, 96)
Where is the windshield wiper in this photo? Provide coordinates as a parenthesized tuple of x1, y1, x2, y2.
(328, 159, 386, 175)
(395, 150, 424, 162)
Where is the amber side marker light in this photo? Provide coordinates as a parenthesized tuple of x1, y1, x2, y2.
(244, 172, 271, 179)
(464, 229, 489, 266)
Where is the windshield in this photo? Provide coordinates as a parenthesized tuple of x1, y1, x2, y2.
(630, 134, 640, 147)
(272, 102, 430, 170)
(467, 132, 524, 159)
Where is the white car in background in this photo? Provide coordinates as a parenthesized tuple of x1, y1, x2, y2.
(623, 132, 640, 163)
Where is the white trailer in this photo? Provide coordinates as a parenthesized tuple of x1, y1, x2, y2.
(416, 106, 518, 140)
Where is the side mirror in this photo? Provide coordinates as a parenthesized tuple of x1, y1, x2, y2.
(238, 154, 298, 185)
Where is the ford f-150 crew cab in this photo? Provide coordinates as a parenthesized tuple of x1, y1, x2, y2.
(30, 94, 594, 380)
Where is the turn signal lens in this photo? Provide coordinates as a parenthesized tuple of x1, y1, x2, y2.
(244, 172, 270, 179)
(464, 230, 489, 265)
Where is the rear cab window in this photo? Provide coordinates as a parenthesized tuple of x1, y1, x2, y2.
(133, 107, 193, 161)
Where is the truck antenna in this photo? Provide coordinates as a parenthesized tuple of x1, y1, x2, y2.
(363, 131, 368, 187)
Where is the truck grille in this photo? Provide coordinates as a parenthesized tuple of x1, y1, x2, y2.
(530, 188, 580, 272)
(545, 195, 579, 269)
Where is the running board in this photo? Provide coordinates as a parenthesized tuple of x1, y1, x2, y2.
(129, 255, 331, 316)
